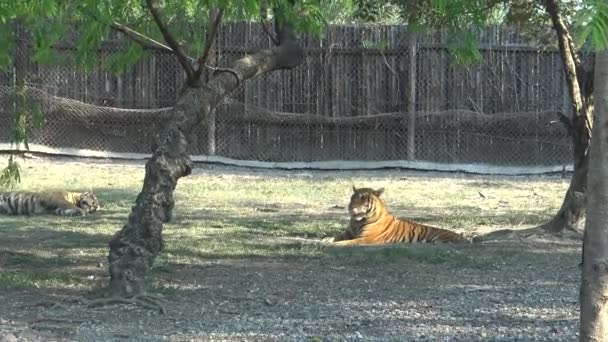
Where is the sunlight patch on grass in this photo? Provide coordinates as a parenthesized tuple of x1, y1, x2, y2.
(0, 270, 87, 290)
(0, 157, 569, 290)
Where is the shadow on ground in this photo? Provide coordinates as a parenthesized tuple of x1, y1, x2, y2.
(0, 186, 582, 341)
(0, 240, 581, 341)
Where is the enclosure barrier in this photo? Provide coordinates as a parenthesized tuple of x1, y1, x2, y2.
(0, 23, 574, 175)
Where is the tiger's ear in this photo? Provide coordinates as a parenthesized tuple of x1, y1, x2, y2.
(352, 184, 357, 192)
(374, 188, 385, 197)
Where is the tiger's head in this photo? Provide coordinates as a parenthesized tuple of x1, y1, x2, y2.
(78, 192, 100, 214)
(348, 185, 385, 222)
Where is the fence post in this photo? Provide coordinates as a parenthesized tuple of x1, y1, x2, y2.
(406, 31, 417, 160)
(14, 21, 26, 89)
(207, 109, 216, 155)
(205, 9, 220, 156)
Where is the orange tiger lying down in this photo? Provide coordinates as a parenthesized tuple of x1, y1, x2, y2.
(323, 186, 469, 246)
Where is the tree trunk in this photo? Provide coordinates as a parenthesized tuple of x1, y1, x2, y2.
(472, 1, 593, 243)
(579, 48, 608, 342)
(538, 0, 593, 235)
(106, 23, 304, 297)
(539, 153, 588, 234)
(206, 9, 218, 156)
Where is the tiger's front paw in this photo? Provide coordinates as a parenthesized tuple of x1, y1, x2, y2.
(70, 208, 87, 217)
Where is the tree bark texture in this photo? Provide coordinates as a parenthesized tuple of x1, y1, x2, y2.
(540, 0, 593, 234)
(106, 23, 303, 297)
(579, 48, 608, 342)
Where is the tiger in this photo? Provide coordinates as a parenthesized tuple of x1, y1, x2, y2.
(322, 186, 469, 246)
(0, 190, 100, 217)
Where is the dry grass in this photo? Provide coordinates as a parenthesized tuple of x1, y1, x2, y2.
(0, 156, 570, 290)
(0, 155, 580, 341)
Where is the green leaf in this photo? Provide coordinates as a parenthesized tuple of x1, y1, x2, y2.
(0, 156, 22, 189)
(0, 23, 14, 70)
(243, 0, 259, 17)
(447, 30, 483, 67)
(575, 0, 608, 51)
(103, 43, 144, 74)
(30, 103, 44, 128)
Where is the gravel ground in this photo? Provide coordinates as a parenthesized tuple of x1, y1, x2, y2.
(0, 240, 581, 341)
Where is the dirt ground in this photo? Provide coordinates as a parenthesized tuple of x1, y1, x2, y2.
(0, 157, 582, 341)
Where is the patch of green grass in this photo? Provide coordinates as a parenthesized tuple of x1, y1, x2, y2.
(324, 243, 553, 270)
(0, 157, 570, 290)
(325, 245, 481, 267)
(0, 270, 85, 290)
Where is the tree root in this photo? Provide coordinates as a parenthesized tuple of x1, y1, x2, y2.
(86, 294, 167, 314)
(36, 293, 168, 315)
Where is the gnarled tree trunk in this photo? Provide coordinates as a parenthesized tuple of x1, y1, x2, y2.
(472, 0, 593, 243)
(538, 0, 593, 236)
(579, 47, 608, 342)
(106, 22, 304, 297)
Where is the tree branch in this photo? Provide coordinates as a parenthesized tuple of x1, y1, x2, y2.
(81, 8, 183, 57)
(193, 8, 224, 81)
(144, 0, 196, 83)
(556, 112, 574, 135)
(260, 3, 279, 46)
(543, 0, 591, 137)
(273, 0, 299, 48)
(107, 0, 305, 299)
(110, 21, 173, 53)
(577, 53, 595, 99)
(467, 0, 508, 20)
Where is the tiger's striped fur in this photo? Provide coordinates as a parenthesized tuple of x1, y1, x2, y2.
(325, 186, 468, 246)
(0, 191, 100, 216)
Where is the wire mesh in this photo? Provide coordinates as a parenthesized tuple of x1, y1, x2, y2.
(0, 23, 573, 168)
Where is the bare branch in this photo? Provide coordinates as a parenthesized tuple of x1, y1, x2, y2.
(543, 0, 593, 144)
(81, 8, 181, 56)
(211, 67, 242, 86)
(110, 21, 173, 53)
(144, 0, 195, 82)
(273, 1, 295, 46)
(260, 3, 279, 45)
(260, 20, 279, 45)
(193, 8, 224, 81)
(556, 112, 574, 134)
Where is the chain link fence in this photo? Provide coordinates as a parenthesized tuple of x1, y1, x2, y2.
(0, 23, 573, 172)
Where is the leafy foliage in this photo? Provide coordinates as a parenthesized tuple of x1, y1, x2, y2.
(0, 23, 15, 70)
(447, 31, 483, 66)
(352, 0, 400, 23)
(0, 0, 327, 73)
(8, 88, 44, 150)
(351, 0, 608, 63)
(104, 44, 146, 74)
(0, 0, 328, 185)
(576, 0, 608, 51)
(0, 86, 44, 187)
(395, 0, 504, 65)
(0, 156, 22, 189)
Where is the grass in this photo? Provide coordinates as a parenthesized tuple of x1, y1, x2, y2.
(0, 157, 570, 292)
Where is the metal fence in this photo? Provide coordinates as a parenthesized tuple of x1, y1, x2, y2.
(0, 22, 573, 170)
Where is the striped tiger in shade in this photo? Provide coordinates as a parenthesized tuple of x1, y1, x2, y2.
(0, 191, 100, 217)
(323, 186, 469, 246)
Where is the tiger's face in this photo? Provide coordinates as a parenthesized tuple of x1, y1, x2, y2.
(79, 192, 100, 213)
(348, 186, 384, 221)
